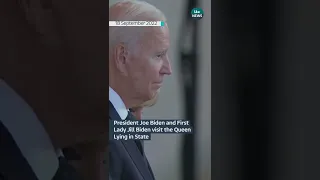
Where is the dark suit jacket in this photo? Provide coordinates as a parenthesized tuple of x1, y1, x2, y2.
(109, 102, 155, 180)
(0, 80, 82, 180)
(1, 0, 110, 148)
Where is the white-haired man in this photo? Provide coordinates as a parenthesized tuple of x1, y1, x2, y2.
(109, 1, 172, 180)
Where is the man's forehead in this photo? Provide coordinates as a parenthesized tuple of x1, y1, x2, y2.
(144, 26, 169, 39)
(141, 27, 170, 48)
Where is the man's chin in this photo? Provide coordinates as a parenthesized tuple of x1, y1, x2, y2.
(151, 90, 159, 98)
(143, 93, 154, 102)
(144, 88, 159, 101)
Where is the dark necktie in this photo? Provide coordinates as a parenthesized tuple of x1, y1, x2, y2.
(52, 157, 82, 180)
(126, 111, 144, 154)
(126, 111, 155, 179)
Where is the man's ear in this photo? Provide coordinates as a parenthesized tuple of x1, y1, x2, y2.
(114, 43, 129, 75)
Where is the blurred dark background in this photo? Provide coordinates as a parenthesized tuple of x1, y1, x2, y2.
(212, 0, 319, 179)
(2, 0, 320, 180)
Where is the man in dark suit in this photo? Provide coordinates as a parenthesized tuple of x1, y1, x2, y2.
(109, 1, 172, 180)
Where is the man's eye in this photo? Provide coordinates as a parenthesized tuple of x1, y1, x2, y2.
(156, 54, 164, 58)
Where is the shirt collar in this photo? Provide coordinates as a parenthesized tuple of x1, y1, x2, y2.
(0, 79, 59, 180)
(109, 86, 128, 120)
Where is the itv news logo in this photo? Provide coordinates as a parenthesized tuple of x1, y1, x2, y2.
(191, 8, 204, 20)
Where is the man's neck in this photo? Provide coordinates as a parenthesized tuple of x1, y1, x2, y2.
(109, 82, 138, 109)
(109, 73, 150, 109)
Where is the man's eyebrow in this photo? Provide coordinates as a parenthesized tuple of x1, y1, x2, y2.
(158, 49, 168, 54)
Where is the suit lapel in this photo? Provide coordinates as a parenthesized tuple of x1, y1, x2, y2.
(109, 101, 154, 180)
(109, 101, 122, 121)
(0, 122, 38, 180)
(120, 140, 154, 180)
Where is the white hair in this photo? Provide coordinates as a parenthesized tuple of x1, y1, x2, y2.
(109, 0, 167, 54)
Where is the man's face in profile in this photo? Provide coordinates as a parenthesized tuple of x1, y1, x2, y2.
(126, 25, 172, 101)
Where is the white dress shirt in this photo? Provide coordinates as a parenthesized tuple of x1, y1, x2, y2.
(109, 87, 128, 120)
(0, 79, 59, 180)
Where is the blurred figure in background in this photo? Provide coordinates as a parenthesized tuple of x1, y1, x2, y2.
(0, 0, 110, 179)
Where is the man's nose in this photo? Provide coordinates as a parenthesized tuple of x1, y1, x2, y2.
(161, 59, 172, 76)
